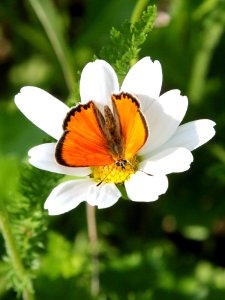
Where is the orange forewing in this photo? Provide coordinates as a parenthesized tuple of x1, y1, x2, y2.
(55, 101, 114, 167)
(112, 93, 148, 161)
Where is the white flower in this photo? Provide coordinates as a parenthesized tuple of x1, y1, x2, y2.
(14, 57, 215, 215)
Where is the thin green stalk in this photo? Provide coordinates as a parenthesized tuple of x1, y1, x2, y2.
(188, 9, 225, 103)
(28, 0, 75, 95)
(131, 0, 150, 24)
(86, 204, 99, 297)
(211, 144, 225, 164)
(0, 198, 35, 300)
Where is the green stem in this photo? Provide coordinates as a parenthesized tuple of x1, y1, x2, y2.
(86, 204, 99, 297)
(130, 0, 149, 24)
(28, 0, 75, 95)
(211, 144, 225, 164)
(0, 198, 35, 300)
(188, 10, 225, 103)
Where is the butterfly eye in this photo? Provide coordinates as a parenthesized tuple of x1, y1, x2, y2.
(115, 160, 127, 169)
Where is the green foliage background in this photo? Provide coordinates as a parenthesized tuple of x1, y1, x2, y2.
(0, 0, 225, 299)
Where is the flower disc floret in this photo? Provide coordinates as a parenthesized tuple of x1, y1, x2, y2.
(92, 157, 139, 184)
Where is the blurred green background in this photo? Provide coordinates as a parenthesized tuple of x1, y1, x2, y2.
(0, 0, 225, 299)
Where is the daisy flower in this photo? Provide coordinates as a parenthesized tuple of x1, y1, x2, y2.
(14, 57, 215, 215)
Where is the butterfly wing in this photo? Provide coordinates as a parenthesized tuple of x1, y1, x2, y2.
(56, 101, 114, 167)
(112, 93, 148, 160)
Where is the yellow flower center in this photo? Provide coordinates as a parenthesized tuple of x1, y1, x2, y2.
(92, 157, 139, 184)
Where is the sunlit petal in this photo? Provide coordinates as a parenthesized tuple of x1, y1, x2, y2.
(80, 60, 119, 109)
(44, 179, 94, 215)
(44, 178, 120, 215)
(140, 90, 188, 155)
(162, 120, 216, 151)
(87, 183, 121, 208)
(140, 147, 193, 175)
(121, 57, 162, 100)
(125, 172, 168, 202)
(15, 86, 69, 139)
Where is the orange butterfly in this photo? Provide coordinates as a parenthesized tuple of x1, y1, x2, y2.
(55, 92, 148, 168)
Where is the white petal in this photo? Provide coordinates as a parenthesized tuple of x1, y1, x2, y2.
(44, 179, 121, 215)
(14, 87, 69, 139)
(80, 60, 119, 108)
(125, 172, 168, 202)
(140, 147, 193, 175)
(44, 179, 94, 215)
(87, 183, 121, 209)
(162, 120, 216, 151)
(28, 143, 91, 176)
(139, 90, 188, 155)
(121, 57, 162, 99)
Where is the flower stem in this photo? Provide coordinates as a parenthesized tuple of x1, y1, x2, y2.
(28, 0, 76, 96)
(188, 9, 225, 103)
(0, 198, 35, 300)
(86, 204, 99, 297)
(130, 0, 149, 24)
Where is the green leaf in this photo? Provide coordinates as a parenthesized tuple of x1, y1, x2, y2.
(41, 232, 86, 279)
(100, 5, 156, 82)
(0, 161, 63, 295)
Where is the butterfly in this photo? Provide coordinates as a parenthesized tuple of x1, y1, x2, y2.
(55, 92, 148, 168)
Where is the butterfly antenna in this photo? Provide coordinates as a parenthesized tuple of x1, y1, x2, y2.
(138, 168, 153, 176)
(141, 170, 153, 176)
(96, 167, 115, 187)
(126, 160, 153, 177)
